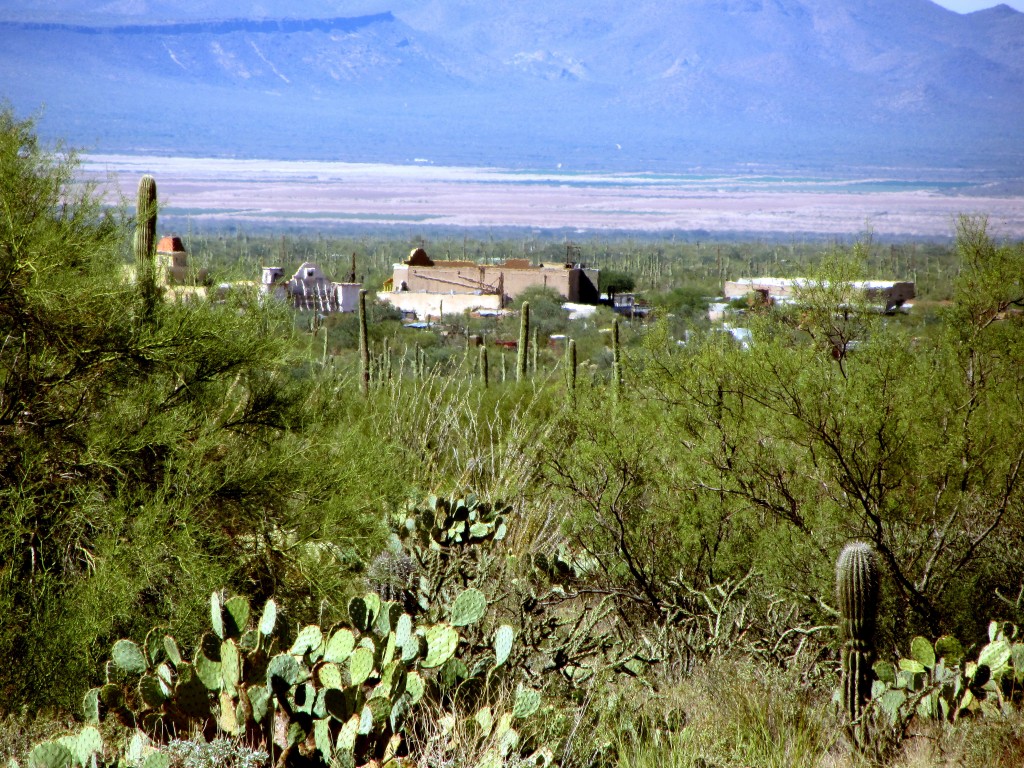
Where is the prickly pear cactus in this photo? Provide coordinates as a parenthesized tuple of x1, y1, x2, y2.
(325, 627, 356, 663)
(82, 687, 101, 725)
(836, 541, 880, 732)
(112, 639, 148, 675)
(59, 727, 103, 767)
(422, 625, 459, 669)
(349, 594, 379, 632)
(494, 625, 515, 668)
(289, 624, 324, 657)
(349, 646, 375, 685)
(870, 621, 1024, 727)
(89, 594, 280, 739)
(512, 685, 542, 719)
(82, 503, 544, 768)
(174, 666, 211, 719)
(450, 588, 487, 627)
(28, 742, 72, 768)
(193, 633, 223, 691)
(259, 598, 277, 637)
(399, 493, 509, 559)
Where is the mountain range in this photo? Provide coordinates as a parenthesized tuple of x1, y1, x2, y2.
(1, 0, 1022, 174)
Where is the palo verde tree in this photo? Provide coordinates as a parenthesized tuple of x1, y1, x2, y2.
(0, 110, 391, 711)
(630, 230, 1024, 651)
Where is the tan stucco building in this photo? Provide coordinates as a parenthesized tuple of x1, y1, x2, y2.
(384, 249, 599, 317)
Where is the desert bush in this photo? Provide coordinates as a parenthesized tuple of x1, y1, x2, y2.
(0, 109, 393, 711)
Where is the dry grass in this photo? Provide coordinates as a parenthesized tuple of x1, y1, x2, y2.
(586, 657, 1024, 768)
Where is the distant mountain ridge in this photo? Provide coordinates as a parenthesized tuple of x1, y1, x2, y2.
(0, 0, 1021, 174)
(0, 13, 395, 35)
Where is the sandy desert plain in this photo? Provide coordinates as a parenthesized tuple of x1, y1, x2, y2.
(81, 154, 1024, 239)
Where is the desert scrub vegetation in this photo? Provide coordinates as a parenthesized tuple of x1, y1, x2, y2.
(0, 109, 399, 711)
(3, 108, 1024, 767)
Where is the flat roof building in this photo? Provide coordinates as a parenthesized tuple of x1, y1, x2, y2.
(724, 277, 915, 312)
(389, 248, 600, 306)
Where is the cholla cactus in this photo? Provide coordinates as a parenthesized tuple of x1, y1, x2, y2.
(836, 541, 880, 731)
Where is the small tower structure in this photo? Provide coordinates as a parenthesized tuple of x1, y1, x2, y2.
(156, 236, 208, 286)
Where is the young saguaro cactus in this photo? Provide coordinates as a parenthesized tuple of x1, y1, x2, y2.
(516, 301, 530, 382)
(836, 541, 880, 731)
(479, 344, 489, 388)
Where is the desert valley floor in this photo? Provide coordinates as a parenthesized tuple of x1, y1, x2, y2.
(82, 154, 1024, 239)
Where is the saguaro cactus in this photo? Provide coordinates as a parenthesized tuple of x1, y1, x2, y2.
(836, 541, 880, 733)
(134, 174, 158, 319)
(567, 338, 577, 394)
(479, 344, 489, 388)
(382, 337, 392, 381)
(531, 327, 539, 373)
(611, 318, 622, 402)
(358, 289, 369, 396)
(517, 301, 530, 382)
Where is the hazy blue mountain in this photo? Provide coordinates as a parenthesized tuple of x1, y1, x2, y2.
(0, 0, 1021, 173)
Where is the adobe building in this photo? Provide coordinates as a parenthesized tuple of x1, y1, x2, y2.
(381, 248, 599, 318)
(724, 277, 915, 312)
(157, 236, 208, 287)
(260, 261, 361, 313)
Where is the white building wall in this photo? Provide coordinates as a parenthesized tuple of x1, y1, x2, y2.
(377, 291, 502, 320)
(337, 283, 362, 313)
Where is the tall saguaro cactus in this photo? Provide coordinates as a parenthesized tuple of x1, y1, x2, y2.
(134, 175, 158, 320)
(516, 301, 530, 382)
(836, 541, 880, 736)
(358, 289, 370, 396)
